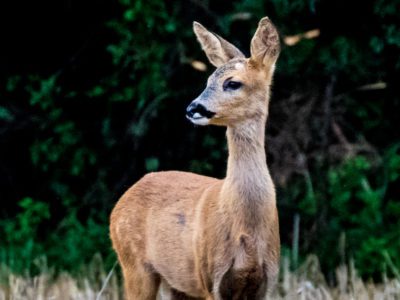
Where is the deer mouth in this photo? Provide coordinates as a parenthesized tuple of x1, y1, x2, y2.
(186, 103, 216, 125)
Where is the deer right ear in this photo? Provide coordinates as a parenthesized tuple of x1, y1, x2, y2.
(193, 21, 244, 68)
(250, 17, 280, 70)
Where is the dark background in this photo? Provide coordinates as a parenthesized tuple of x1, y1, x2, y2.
(0, 0, 399, 279)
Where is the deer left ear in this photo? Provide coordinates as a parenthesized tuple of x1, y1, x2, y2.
(250, 17, 280, 70)
(193, 21, 245, 68)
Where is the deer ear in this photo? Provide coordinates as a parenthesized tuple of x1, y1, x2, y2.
(193, 21, 244, 68)
(250, 17, 280, 69)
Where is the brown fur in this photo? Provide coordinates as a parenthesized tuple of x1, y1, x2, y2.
(110, 17, 281, 299)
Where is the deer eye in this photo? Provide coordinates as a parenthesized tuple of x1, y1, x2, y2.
(223, 79, 242, 91)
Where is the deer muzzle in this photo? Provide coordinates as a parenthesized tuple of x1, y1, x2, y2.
(186, 101, 216, 125)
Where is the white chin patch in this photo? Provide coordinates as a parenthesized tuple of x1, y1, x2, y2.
(187, 115, 210, 126)
(193, 112, 202, 119)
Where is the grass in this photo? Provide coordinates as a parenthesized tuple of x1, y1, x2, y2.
(0, 255, 399, 300)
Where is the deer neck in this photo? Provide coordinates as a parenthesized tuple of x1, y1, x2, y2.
(221, 114, 275, 227)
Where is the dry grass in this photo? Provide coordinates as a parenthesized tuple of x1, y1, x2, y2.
(274, 256, 400, 300)
(0, 255, 399, 300)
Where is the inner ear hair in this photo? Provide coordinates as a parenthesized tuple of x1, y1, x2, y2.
(250, 17, 280, 68)
(193, 21, 244, 68)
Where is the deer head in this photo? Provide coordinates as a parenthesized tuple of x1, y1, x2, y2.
(186, 17, 280, 127)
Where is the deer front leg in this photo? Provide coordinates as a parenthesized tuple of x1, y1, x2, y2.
(121, 260, 160, 300)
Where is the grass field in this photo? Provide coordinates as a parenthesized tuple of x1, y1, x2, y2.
(1, 256, 399, 300)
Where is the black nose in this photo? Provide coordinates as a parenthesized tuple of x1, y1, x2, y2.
(186, 102, 198, 118)
(186, 102, 216, 119)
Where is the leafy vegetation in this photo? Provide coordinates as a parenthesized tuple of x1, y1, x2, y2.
(0, 0, 399, 281)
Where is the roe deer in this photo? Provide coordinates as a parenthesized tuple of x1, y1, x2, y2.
(110, 16, 281, 300)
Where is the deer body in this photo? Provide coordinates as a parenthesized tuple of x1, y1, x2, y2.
(110, 17, 281, 299)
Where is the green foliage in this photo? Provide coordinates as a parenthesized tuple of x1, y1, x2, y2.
(0, 198, 112, 274)
(0, 107, 14, 122)
(293, 145, 400, 278)
(46, 212, 114, 272)
(0, 198, 49, 273)
(328, 157, 384, 276)
(145, 157, 159, 172)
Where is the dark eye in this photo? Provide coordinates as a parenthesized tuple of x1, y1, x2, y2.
(223, 80, 243, 91)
